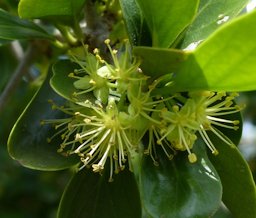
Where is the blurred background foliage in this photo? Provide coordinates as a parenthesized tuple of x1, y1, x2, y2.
(0, 44, 71, 218)
(0, 1, 70, 216)
(239, 92, 256, 181)
(0, 0, 256, 217)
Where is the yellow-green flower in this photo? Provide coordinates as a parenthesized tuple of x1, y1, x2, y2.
(44, 39, 245, 177)
(190, 91, 243, 155)
(159, 101, 199, 163)
(43, 99, 137, 182)
(69, 45, 110, 104)
(150, 91, 243, 163)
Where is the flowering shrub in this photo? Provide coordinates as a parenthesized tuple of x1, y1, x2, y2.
(1, 0, 256, 217)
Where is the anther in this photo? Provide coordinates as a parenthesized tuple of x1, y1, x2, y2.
(188, 153, 197, 163)
(104, 39, 110, 44)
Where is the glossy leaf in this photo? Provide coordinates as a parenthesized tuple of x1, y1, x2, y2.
(209, 140, 256, 218)
(8, 72, 79, 170)
(119, 0, 151, 46)
(177, 9, 256, 92)
(205, 109, 256, 218)
(135, 10, 256, 92)
(0, 9, 54, 41)
(140, 142, 222, 218)
(133, 46, 189, 78)
(18, 0, 86, 24)
(181, 0, 249, 48)
(212, 204, 232, 218)
(51, 60, 95, 104)
(135, 0, 199, 48)
(58, 167, 141, 218)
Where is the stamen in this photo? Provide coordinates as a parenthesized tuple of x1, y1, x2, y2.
(204, 92, 226, 106)
(93, 132, 113, 172)
(109, 155, 114, 182)
(73, 128, 104, 153)
(73, 86, 95, 96)
(117, 131, 126, 167)
(79, 126, 105, 139)
(157, 125, 175, 144)
(206, 115, 236, 124)
(199, 126, 218, 155)
(210, 126, 234, 146)
(209, 120, 238, 130)
(178, 126, 192, 154)
(141, 111, 162, 125)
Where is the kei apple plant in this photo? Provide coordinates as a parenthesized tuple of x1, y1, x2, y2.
(0, 0, 256, 217)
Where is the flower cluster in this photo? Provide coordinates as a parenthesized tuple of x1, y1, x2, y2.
(43, 39, 243, 180)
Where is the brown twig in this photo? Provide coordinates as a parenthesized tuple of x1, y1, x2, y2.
(84, 0, 109, 50)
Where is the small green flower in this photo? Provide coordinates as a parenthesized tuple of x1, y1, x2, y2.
(103, 39, 143, 93)
(44, 39, 245, 178)
(159, 102, 199, 163)
(150, 91, 243, 163)
(190, 91, 243, 155)
(127, 77, 178, 164)
(69, 45, 110, 104)
(43, 99, 137, 182)
(145, 124, 176, 166)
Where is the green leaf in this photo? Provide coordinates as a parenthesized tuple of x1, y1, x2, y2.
(135, 0, 199, 48)
(8, 71, 79, 171)
(140, 142, 222, 218)
(51, 60, 95, 104)
(205, 109, 256, 218)
(209, 141, 256, 218)
(119, 0, 151, 46)
(181, 0, 249, 48)
(177, 10, 256, 92)
(212, 204, 232, 218)
(18, 0, 86, 24)
(133, 46, 189, 78)
(51, 60, 79, 101)
(58, 167, 141, 218)
(0, 9, 54, 41)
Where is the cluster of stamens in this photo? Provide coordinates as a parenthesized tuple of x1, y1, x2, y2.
(42, 39, 244, 181)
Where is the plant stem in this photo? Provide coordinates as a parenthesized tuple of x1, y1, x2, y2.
(52, 39, 69, 49)
(0, 44, 36, 113)
(55, 24, 78, 45)
(10, 41, 24, 61)
(84, 0, 109, 49)
(72, 19, 84, 41)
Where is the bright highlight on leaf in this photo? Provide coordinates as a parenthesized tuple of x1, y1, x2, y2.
(181, 0, 249, 48)
(174, 9, 256, 92)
